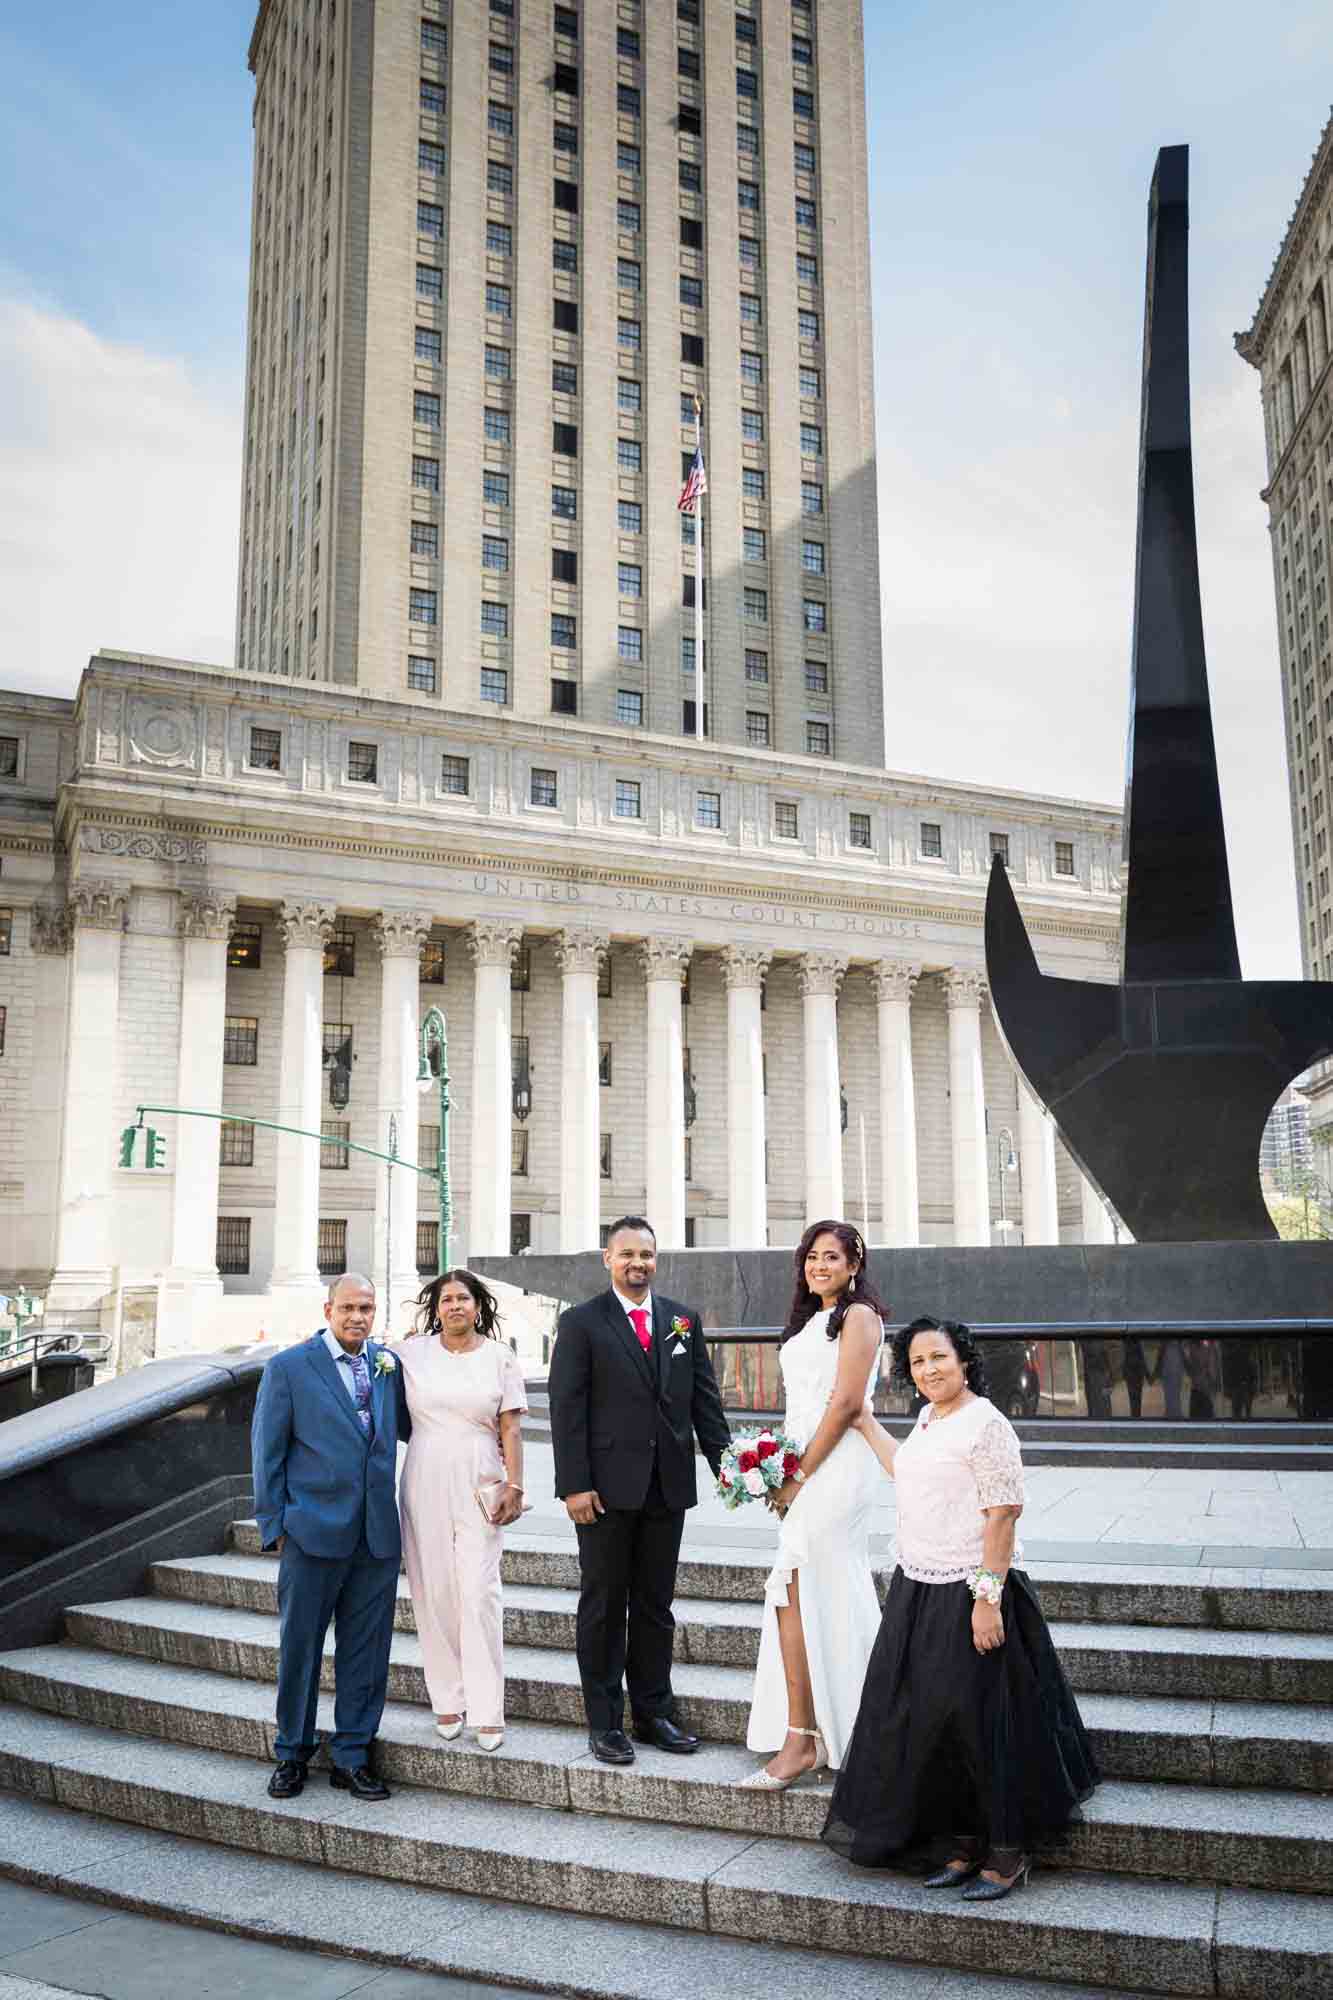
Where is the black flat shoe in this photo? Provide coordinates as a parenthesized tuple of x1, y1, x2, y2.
(962, 1860, 1030, 1901)
(589, 1729, 635, 1765)
(329, 1764, 390, 1801)
(633, 1716, 700, 1754)
(267, 1760, 306, 1799)
(923, 1861, 981, 1888)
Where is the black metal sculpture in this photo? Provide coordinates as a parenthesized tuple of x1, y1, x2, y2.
(985, 145, 1333, 1243)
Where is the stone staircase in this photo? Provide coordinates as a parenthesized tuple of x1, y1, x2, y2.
(0, 1522, 1329, 1998)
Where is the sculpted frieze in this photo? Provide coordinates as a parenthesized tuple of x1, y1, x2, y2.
(128, 698, 198, 770)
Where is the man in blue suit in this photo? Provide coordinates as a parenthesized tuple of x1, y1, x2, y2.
(251, 1272, 409, 1802)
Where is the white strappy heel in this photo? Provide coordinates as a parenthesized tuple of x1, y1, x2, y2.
(736, 1725, 828, 1790)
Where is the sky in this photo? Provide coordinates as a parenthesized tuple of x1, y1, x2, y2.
(0, 1, 1329, 977)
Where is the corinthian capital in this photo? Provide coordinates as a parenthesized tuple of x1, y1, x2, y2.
(375, 909, 433, 960)
(553, 928, 609, 978)
(178, 890, 238, 941)
(278, 899, 336, 950)
(796, 951, 847, 999)
(871, 959, 922, 1004)
(69, 880, 130, 932)
(29, 903, 72, 955)
(465, 919, 524, 970)
(720, 943, 772, 992)
(942, 967, 987, 1011)
(637, 934, 692, 984)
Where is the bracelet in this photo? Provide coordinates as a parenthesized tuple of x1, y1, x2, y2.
(968, 1567, 1004, 1606)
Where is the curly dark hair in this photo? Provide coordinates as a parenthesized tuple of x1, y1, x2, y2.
(783, 1219, 888, 1344)
(890, 1315, 988, 1395)
(413, 1267, 502, 1340)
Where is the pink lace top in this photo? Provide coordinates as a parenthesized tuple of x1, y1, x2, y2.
(893, 1395, 1025, 1584)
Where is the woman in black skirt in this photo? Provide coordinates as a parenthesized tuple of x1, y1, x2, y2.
(821, 1316, 1098, 1899)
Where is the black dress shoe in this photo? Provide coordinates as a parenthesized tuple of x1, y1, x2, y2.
(267, 1760, 306, 1799)
(329, 1764, 390, 1801)
(588, 1729, 635, 1765)
(634, 1716, 700, 1754)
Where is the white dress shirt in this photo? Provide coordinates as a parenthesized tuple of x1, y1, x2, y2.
(322, 1325, 370, 1402)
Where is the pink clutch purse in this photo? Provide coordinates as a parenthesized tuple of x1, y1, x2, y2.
(474, 1479, 533, 1525)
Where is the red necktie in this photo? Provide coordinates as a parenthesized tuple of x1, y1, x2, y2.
(629, 1307, 651, 1352)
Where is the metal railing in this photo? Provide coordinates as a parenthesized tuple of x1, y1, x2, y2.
(0, 1329, 113, 1399)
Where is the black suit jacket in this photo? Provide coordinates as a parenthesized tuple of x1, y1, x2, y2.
(548, 1289, 731, 1511)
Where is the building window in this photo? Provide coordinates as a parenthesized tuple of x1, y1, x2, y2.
(736, 67, 758, 99)
(618, 25, 641, 59)
(552, 485, 578, 519)
(408, 655, 437, 694)
(1055, 840, 1076, 876)
(481, 666, 509, 703)
(551, 612, 577, 648)
(800, 364, 821, 399)
(324, 926, 357, 978)
(739, 346, 765, 389)
(682, 699, 709, 736)
(224, 1016, 259, 1066)
(849, 812, 873, 850)
(618, 563, 642, 598)
(618, 318, 642, 350)
(681, 333, 704, 365)
(774, 800, 800, 839)
(794, 88, 815, 118)
(990, 831, 1011, 868)
(417, 201, 444, 240)
(488, 162, 513, 196)
(482, 536, 509, 572)
(553, 238, 578, 273)
(744, 587, 768, 623)
(618, 377, 643, 414)
(803, 598, 826, 633)
(484, 344, 511, 381)
(617, 440, 642, 473)
(512, 1129, 530, 1176)
(737, 122, 759, 157)
(800, 422, 823, 457)
(317, 1219, 348, 1277)
(420, 936, 446, 983)
(619, 499, 643, 534)
(530, 766, 559, 808)
(553, 369, 578, 403)
(616, 689, 644, 726)
(488, 100, 513, 136)
(347, 741, 379, 782)
(411, 520, 439, 557)
(801, 481, 824, 517)
(617, 626, 643, 663)
(413, 456, 440, 491)
(216, 1217, 251, 1275)
(740, 291, 763, 326)
(554, 120, 579, 155)
(795, 140, 816, 172)
(745, 649, 768, 683)
(416, 1221, 439, 1277)
(249, 725, 282, 771)
(554, 178, 579, 213)
(441, 753, 470, 795)
(616, 82, 639, 116)
(487, 221, 513, 257)
(599, 1040, 614, 1087)
(679, 103, 702, 137)
(486, 283, 513, 319)
(419, 140, 445, 176)
(618, 258, 642, 293)
(227, 922, 262, 971)
(746, 710, 771, 747)
(481, 601, 509, 637)
(415, 326, 443, 363)
(322, 1120, 351, 1170)
(409, 588, 438, 625)
(618, 140, 641, 174)
(415, 390, 443, 430)
(512, 946, 532, 994)
(489, 40, 514, 75)
(806, 722, 831, 756)
(921, 821, 943, 858)
(483, 469, 510, 507)
(553, 299, 579, 334)
(739, 235, 761, 271)
(742, 468, 766, 499)
(416, 264, 443, 301)
(741, 409, 764, 442)
(802, 540, 826, 575)
(420, 80, 446, 115)
(680, 275, 703, 308)
(219, 1120, 254, 1167)
(614, 779, 642, 818)
(551, 679, 578, 715)
(551, 549, 578, 585)
(697, 790, 722, 829)
(743, 526, 767, 563)
(679, 160, 702, 192)
(619, 199, 642, 233)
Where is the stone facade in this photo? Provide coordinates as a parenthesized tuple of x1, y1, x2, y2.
(0, 652, 1120, 1341)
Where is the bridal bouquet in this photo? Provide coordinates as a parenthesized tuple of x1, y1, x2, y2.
(716, 1428, 801, 1510)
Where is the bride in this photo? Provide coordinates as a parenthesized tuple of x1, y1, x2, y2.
(741, 1220, 885, 1788)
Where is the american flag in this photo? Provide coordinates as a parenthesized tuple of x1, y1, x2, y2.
(677, 446, 708, 514)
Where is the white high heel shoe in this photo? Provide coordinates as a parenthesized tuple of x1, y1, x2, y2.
(736, 1725, 827, 1790)
(435, 1718, 463, 1741)
(475, 1728, 504, 1753)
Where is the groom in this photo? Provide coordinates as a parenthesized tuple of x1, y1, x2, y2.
(251, 1272, 409, 1802)
(549, 1215, 730, 1764)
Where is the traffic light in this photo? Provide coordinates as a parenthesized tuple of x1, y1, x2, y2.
(145, 1128, 167, 1169)
(118, 1126, 137, 1168)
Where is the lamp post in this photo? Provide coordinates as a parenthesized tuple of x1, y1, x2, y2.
(996, 1125, 1019, 1245)
(417, 1006, 451, 1274)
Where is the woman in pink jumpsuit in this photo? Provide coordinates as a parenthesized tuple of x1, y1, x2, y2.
(396, 1269, 526, 1751)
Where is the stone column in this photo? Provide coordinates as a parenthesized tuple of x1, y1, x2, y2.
(268, 900, 335, 1296)
(45, 883, 129, 1318)
(555, 928, 608, 1252)
(944, 969, 991, 1246)
(466, 919, 522, 1259)
(798, 952, 848, 1222)
(1018, 1080, 1060, 1245)
(373, 910, 432, 1329)
(1081, 1174, 1116, 1244)
(26, 905, 73, 1281)
(872, 960, 921, 1246)
(722, 944, 771, 1247)
(638, 936, 691, 1247)
(156, 891, 237, 1352)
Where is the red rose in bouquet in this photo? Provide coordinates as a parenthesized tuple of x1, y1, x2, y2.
(756, 1437, 778, 1459)
(782, 1452, 800, 1477)
(737, 1449, 759, 1472)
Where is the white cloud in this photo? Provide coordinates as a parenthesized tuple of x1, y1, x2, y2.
(0, 297, 240, 697)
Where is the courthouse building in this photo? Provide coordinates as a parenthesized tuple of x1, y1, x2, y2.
(0, 0, 1121, 1354)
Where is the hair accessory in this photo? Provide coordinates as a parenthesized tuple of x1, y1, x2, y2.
(968, 1567, 1005, 1606)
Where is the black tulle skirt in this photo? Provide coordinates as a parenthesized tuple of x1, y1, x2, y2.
(821, 1568, 1099, 1869)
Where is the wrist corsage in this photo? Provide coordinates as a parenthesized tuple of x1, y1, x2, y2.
(968, 1566, 1004, 1606)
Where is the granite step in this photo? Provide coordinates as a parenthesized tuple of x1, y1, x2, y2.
(170, 1555, 1333, 1706)
(0, 1705, 1322, 1996)
(0, 1791, 1220, 2000)
(0, 1645, 1328, 1891)
(226, 1518, 1333, 1633)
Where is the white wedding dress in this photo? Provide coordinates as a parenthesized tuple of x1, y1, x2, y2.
(745, 1308, 884, 1770)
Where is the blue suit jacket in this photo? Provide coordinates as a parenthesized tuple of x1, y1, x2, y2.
(251, 1333, 410, 1560)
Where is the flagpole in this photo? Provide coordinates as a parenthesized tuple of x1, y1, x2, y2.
(694, 394, 705, 742)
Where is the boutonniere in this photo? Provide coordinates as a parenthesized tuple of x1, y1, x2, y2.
(671, 1316, 691, 1342)
(373, 1349, 397, 1376)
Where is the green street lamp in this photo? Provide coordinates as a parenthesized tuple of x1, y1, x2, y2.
(417, 1005, 451, 1275)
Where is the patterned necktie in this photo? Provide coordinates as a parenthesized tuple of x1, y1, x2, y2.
(629, 1307, 651, 1353)
(342, 1349, 373, 1436)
